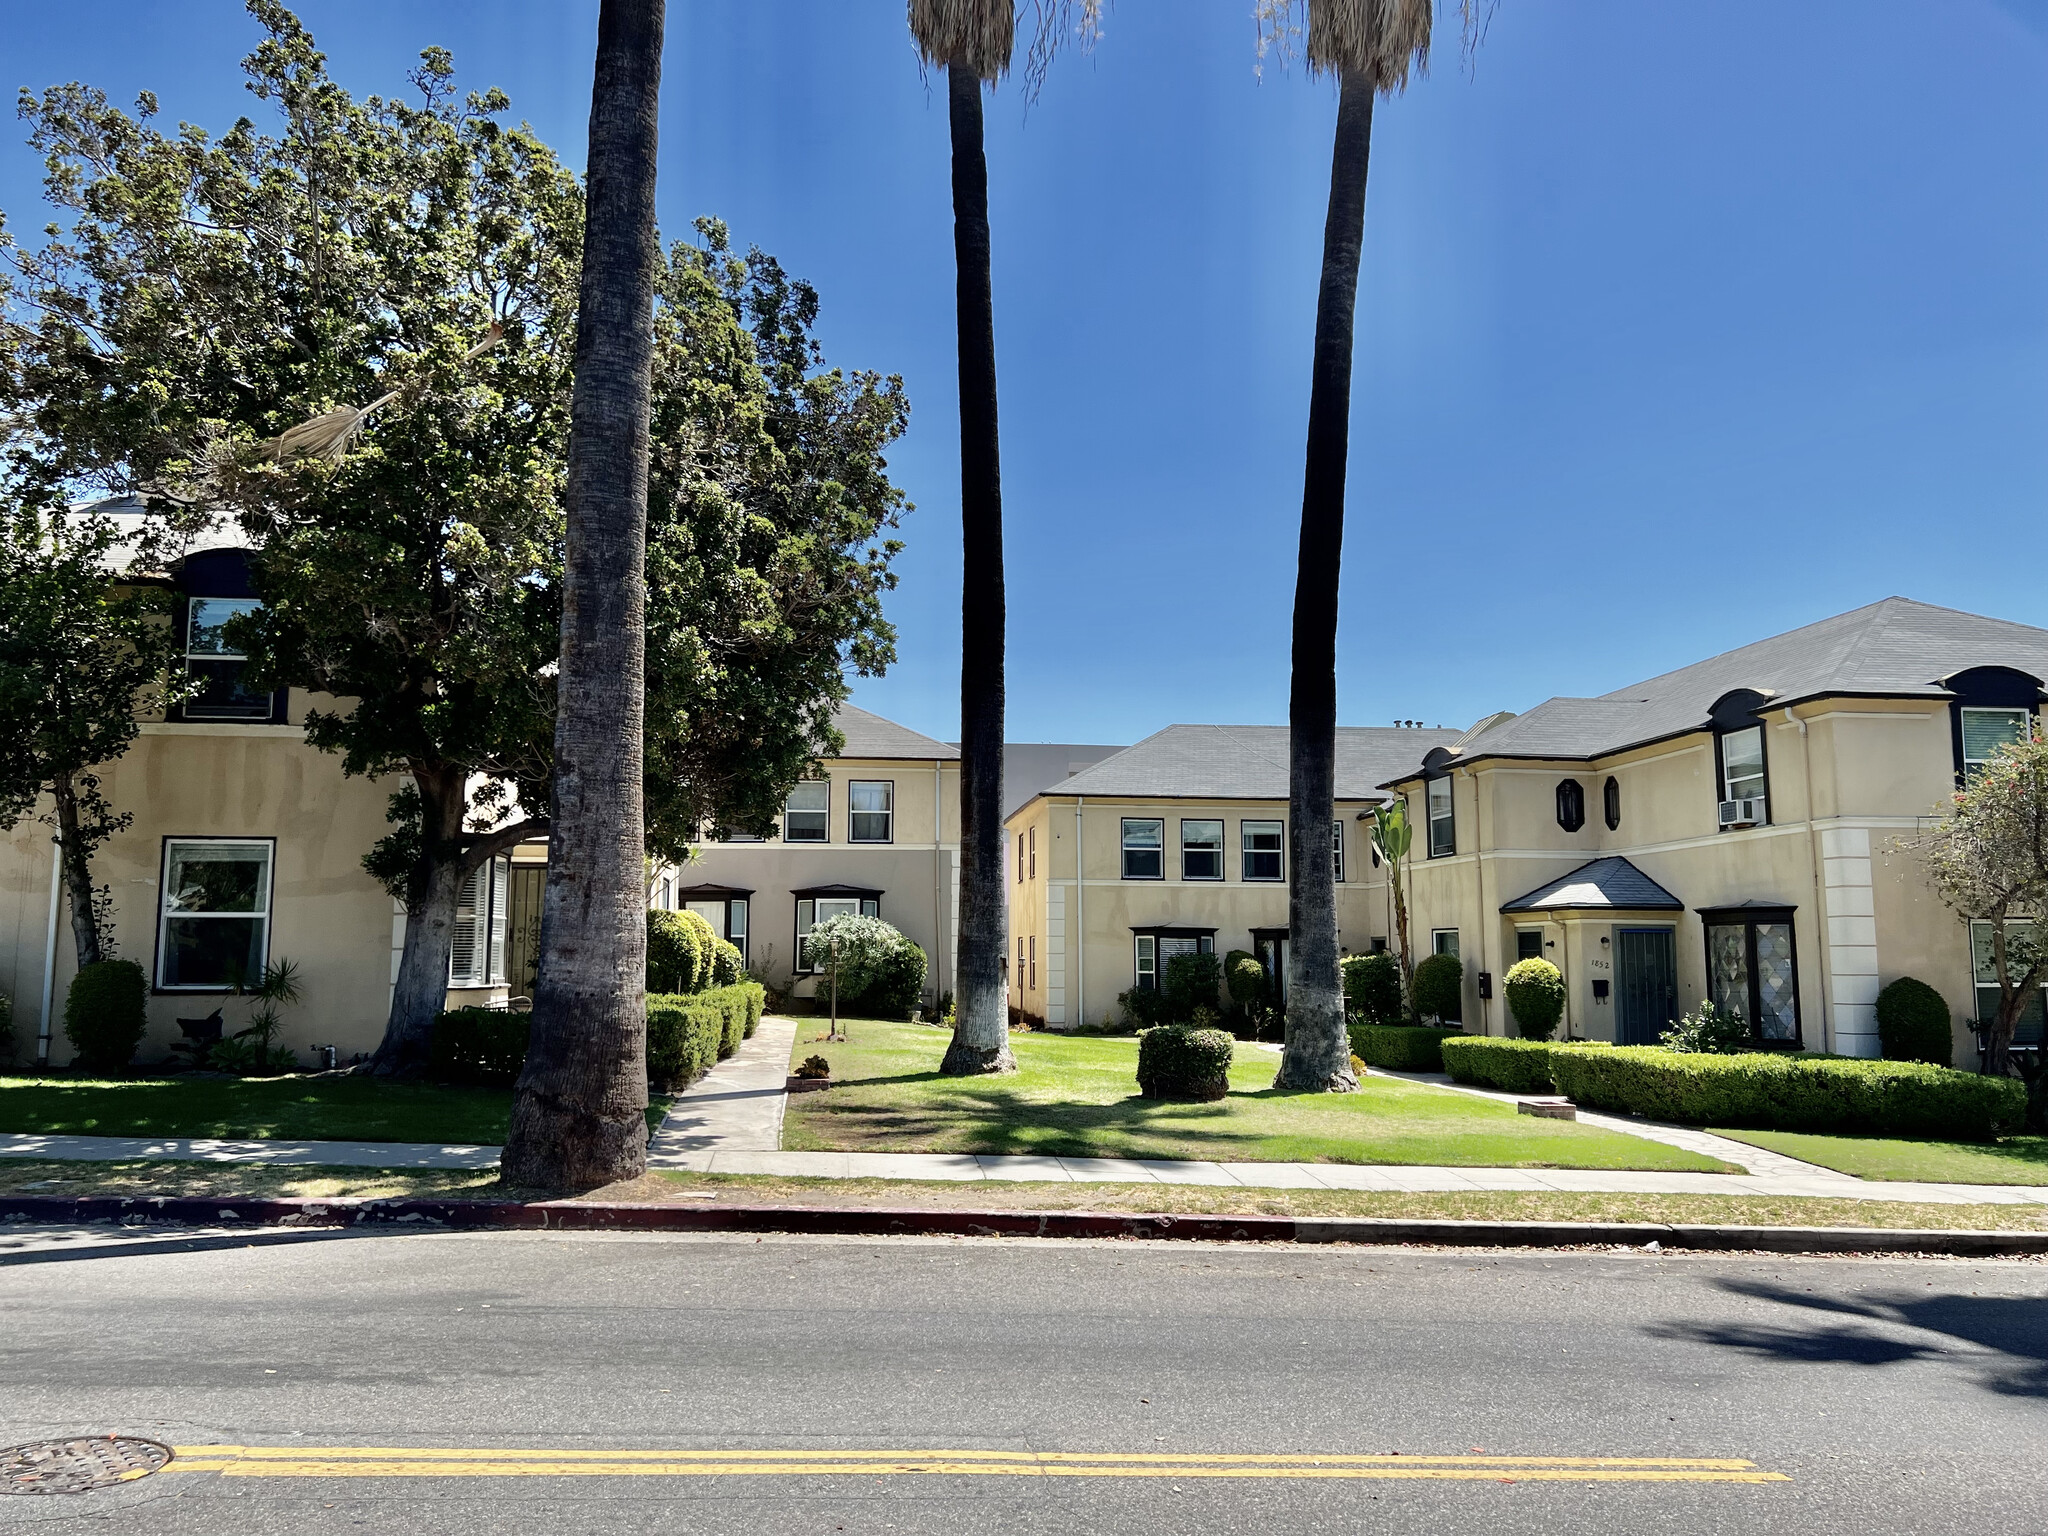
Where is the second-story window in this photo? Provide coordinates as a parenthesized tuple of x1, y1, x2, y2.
(1426, 778, 1455, 858)
(848, 780, 893, 843)
(1332, 819, 1345, 882)
(1556, 779, 1585, 833)
(1122, 818, 1164, 879)
(1029, 825, 1036, 879)
(184, 597, 274, 721)
(1717, 726, 1768, 828)
(1181, 820, 1223, 880)
(1242, 820, 1283, 881)
(1604, 775, 1621, 830)
(1962, 708, 2032, 782)
(784, 780, 829, 842)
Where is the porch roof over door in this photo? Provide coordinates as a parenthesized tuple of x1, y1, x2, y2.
(1502, 856, 1683, 914)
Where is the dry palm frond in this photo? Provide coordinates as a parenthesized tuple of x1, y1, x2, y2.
(1257, 0, 1493, 90)
(261, 322, 506, 464)
(909, 0, 1101, 92)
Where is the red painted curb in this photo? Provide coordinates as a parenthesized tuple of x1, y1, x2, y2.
(2, 1194, 2044, 1255)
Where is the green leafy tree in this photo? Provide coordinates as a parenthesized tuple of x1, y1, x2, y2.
(5, 5, 906, 1085)
(1368, 798, 1416, 1006)
(0, 508, 191, 970)
(1913, 731, 2048, 1129)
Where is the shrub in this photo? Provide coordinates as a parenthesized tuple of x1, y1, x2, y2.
(1502, 958, 1566, 1041)
(707, 938, 744, 990)
(1440, 1036, 1583, 1094)
(794, 1053, 831, 1080)
(646, 982, 766, 1090)
(1660, 1001, 1749, 1055)
(1118, 985, 1169, 1030)
(63, 960, 147, 1074)
(1411, 952, 1463, 1023)
(1136, 1025, 1233, 1101)
(847, 934, 928, 1019)
(0, 991, 14, 1066)
(1162, 951, 1222, 1022)
(207, 1033, 302, 1076)
(1546, 1047, 2023, 1141)
(1876, 977, 1953, 1068)
(1342, 952, 1404, 1027)
(807, 913, 904, 1003)
(429, 1006, 531, 1087)
(1224, 950, 1267, 1009)
(1348, 1022, 1463, 1073)
(647, 909, 705, 995)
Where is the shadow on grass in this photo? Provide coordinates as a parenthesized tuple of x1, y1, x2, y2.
(1647, 1277, 2048, 1399)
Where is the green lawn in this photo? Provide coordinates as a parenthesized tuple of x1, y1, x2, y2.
(1717, 1128, 2048, 1186)
(0, 1074, 671, 1146)
(782, 1021, 1733, 1172)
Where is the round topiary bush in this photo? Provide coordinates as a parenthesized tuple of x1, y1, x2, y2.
(63, 959, 148, 1074)
(1411, 952, 1464, 1024)
(646, 909, 705, 995)
(1224, 950, 1266, 1009)
(1502, 957, 1566, 1041)
(1342, 951, 1404, 1026)
(1136, 1025, 1234, 1101)
(708, 937, 744, 989)
(1876, 976, 1952, 1067)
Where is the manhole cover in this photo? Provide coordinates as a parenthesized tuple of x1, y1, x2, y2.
(0, 1437, 172, 1495)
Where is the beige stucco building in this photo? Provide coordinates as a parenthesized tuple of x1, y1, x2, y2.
(1003, 725, 1461, 1029)
(1009, 599, 2048, 1064)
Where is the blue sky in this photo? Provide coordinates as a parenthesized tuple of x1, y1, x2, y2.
(5, 1, 2046, 746)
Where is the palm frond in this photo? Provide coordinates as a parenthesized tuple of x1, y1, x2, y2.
(909, 0, 1101, 91)
(1257, 0, 1493, 90)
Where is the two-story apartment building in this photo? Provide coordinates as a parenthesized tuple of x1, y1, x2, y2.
(1003, 724, 1461, 1029)
(668, 706, 961, 1009)
(1375, 598, 2048, 1062)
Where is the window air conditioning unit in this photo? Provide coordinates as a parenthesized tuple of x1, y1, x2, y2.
(1718, 796, 1766, 829)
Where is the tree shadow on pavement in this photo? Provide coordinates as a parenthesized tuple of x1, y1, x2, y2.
(1644, 1277, 2048, 1398)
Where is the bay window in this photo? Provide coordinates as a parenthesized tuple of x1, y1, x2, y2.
(1704, 908, 1800, 1044)
(797, 893, 879, 972)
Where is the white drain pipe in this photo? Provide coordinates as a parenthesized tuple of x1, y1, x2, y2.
(37, 838, 61, 1066)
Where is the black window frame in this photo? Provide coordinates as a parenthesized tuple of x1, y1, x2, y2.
(168, 549, 287, 725)
(1945, 667, 2045, 786)
(846, 779, 894, 844)
(1425, 777, 1455, 859)
(1603, 775, 1621, 831)
(1121, 818, 1165, 881)
(1698, 904, 1802, 1048)
(1180, 818, 1224, 882)
(1241, 819, 1284, 882)
(782, 779, 830, 843)
(1555, 778, 1585, 833)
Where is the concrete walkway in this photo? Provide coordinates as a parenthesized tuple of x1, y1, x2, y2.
(5, 1018, 2046, 1209)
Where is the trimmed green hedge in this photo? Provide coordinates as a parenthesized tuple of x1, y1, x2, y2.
(1412, 952, 1463, 1023)
(64, 959, 148, 1074)
(1348, 1022, 1463, 1073)
(1548, 1046, 2022, 1141)
(1342, 952, 1404, 1027)
(647, 982, 766, 1092)
(428, 982, 766, 1093)
(1440, 1036, 1576, 1094)
(1136, 1025, 1233, 1101)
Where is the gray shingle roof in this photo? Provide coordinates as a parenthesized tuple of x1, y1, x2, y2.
(1446, 597, 2048, 767)
(1501, 856, 1684, 913)
(1046, 724, 1464, 802)
(832, 704, 958, 761)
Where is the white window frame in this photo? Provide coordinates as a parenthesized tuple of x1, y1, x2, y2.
(1121, 818, 1165, 880)
(1029, 934, 1037, 991)
(1242, 820, 1284, 882)
(848, 780, 894, 844)
(449, 856, 511, 988)
(1028, 825, 1037, 880)
(783, 779, 830, 843)
(1426, 778, 1455, 858)
(1332, 818, 1345, 883)
(796, 895, 879, 972)
(1719, 726, 1766, 802)
(1432, 928, 1461, 961)
(1133, 934, 1157, 991)
(155, 837, 275, 991)
(1961, 708, 2033, 781)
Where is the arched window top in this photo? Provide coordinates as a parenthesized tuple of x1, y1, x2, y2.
(1555, 778, 1585, 833)
(1707, 687, 1777, 732)
(1603, 775, 1621, 831)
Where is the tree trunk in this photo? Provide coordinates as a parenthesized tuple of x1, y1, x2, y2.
(939, 62, 1014, 1078)
(369, 764, 468, 1077)
(49, 770, 104, 971)
(1390, 861, 1414, 1009)
(1276, 72, 1374, 1093)
(502, 0, 663, 1191)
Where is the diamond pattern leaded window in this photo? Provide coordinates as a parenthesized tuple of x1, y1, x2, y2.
(1707, 917, 1801, 1044)
(1754, 923, 1798, 1041)
(1707, 924, 1751, 1028)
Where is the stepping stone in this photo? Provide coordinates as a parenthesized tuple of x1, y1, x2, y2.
(1517, 1098, 1577, 1120)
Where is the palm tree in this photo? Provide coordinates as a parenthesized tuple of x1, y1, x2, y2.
(912, 1, 1094, 1075)
(1274, 0, 1437, 1092)
(502, 0, 665, 1190)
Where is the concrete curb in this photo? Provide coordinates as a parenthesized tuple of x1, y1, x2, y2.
(2, 1194, 2045, 1256)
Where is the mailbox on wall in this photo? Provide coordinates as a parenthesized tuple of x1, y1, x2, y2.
(1477, 971, 1493, 1000)
(1592, 979, 1611, 1002)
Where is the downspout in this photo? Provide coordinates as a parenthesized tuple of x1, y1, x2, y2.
(935, 759, 945, 1009)
(37, 836, 61, 1067)
(1790, 708, 1831, 1053)
(1074, 796, 1086, 1031)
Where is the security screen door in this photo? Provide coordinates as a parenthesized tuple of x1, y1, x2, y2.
(1615, 928, 1677, 1045)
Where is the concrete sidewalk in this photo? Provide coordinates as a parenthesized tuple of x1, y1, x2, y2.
(645, 1014, 799, 1165)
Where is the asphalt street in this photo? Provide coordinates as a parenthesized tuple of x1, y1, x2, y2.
(1, 1222, 2043, 1533)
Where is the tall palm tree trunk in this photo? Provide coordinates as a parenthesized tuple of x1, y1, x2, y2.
(940, 63, 1015, 1077)
(503, 0, 664, 1190)
(1275, 70, 1373, 1093)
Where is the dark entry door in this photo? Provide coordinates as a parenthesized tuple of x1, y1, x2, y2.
(1614, 928, 1677, 1045)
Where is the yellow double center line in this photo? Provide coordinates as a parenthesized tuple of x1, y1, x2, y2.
(167, 1446, 1789, 1483)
